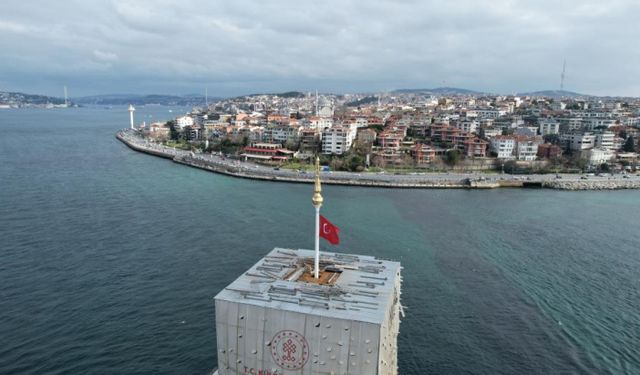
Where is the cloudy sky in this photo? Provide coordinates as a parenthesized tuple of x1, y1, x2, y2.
(1, 0, 639, 97)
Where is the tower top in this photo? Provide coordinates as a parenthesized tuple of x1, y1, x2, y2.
(128, 104, 135, 112)
(312, 157, 323, 208)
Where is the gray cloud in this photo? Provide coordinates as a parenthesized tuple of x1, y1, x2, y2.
(0, 0, 638, 97)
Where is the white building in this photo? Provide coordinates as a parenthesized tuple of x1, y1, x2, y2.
(588, 148, 614, 166)
(322, 125, 357, 155)
(561, 132, 596, 151)
(490, 136, 516, 159)
(308, 117, 334, 130)
(595, 131, 615, 151)
(582, 117, 617, 131)
(515, 136, 543, 161)
(558, 117, 584, 132)
(475, 109, 506, 119)
(263, 125, 301, 144)
(353, 117, 369, 128)
(481, 127, 501, 139)
(514, 126, 538, 137)
(455, 120, 478, 134)
(539, 118, 560, 136)
(175, 115, 194, 129)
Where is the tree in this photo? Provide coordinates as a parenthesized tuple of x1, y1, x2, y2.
(623, 136, 635, 152)
(166, 120, 179, 140)
(445, 149, 462, 166)
(329, 156, 344, 171)
(284, 138, 299, 151)
(598, 163, 611, 173)
(347, 154, 364, 172)
(503, 160, 518, 174)
(372, 155, 386, 169)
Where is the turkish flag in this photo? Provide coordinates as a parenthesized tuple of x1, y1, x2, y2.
(319, 215, 340, 245)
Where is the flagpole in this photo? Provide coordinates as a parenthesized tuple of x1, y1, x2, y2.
(314, 206, 320, 279)
(312, 157, 323, 279)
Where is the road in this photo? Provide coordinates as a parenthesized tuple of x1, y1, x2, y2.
(117, 130, 640, 186)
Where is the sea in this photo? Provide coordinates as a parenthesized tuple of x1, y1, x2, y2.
(0, 106, 638, 375)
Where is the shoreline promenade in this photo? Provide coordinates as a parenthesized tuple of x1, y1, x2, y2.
(116, 130, 640, 190)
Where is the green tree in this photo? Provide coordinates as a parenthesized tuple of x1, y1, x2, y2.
(445, 149, 462, 166)
(347, 154, 365, 171)
(622, 136, 635, 152)
(503, 160, 518, 173)
(598, 163, 611, 173)
(166, 120, 179, 140)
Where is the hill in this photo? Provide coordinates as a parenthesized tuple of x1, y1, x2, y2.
(0, 91, 67, 107)
(392, 87, 488, 95)
(518, 90, 589, 98)
(74, 94, 221, 106)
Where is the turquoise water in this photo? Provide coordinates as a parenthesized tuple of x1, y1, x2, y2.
(0, 107, 638, 374)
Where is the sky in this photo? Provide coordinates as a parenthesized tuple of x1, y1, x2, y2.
(1, 0, 639, 98)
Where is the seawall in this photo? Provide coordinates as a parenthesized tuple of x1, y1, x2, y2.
(116, 131, 640, 191)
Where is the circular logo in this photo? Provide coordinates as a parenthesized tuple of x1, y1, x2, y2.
(270, 330, 309, 370)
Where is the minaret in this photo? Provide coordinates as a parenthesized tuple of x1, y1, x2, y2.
(128, 104, 135, 129)
(312, 156, 323, 278)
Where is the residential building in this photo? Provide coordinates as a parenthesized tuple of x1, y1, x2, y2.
(321, 125, 357, 155)
(357, 128, 377, 144)
(145, 122, 170, 141)
(514, 136, 543, 161)
(588, 148, 614, 166)
(558, 117, 584, 132)
(411, 143, 436, 164)
(537, 143, 563, 159)
(308, 116, 334, 130)
(594, 131, 615, 150)
(560, 132, 596, 151)
(175, 115, 194, 129)
(455, 120, 478, 134)
(299, 129, 321, 154)
(463, 138, 489, 158)
(539, 118, 560, 135)
(480, 127, 501, 139)
(263, 125, 300, 144)
(582, 117, 617, 131)
(514, 126, 538, 137)
(490, 136, 516, 159)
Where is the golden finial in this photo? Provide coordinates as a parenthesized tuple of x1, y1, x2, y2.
(312, 156, 323, 208)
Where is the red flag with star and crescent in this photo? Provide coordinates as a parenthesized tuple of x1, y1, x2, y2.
(319, 215, 340, 245)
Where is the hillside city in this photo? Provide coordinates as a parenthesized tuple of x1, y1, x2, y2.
(137, 91, 640, 173)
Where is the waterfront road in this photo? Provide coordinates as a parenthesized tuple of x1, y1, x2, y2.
(117, 130, 640, 189)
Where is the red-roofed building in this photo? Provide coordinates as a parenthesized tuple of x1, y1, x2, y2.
(242, 143, 295, 162)
(463, 138, 489, 158)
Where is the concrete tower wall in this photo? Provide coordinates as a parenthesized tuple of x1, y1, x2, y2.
(215, 300, 382, 374)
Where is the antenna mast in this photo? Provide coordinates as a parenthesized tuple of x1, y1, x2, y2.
(560, 59, 566, 91)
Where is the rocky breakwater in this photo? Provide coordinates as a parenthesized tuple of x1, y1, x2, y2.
(542, 179, 640, 190)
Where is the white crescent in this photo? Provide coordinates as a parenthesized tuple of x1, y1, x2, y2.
(322, 223, 331, 234)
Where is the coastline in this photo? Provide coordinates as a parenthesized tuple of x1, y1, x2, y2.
(116, 130, 640, 190)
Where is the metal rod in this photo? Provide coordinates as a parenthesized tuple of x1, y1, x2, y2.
(314, 206, 320, 278)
